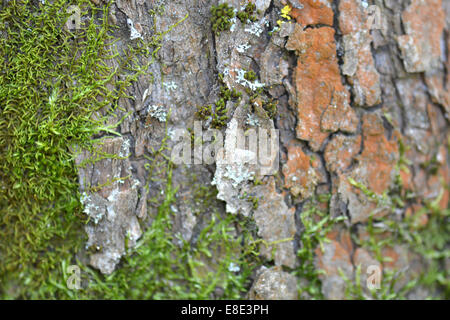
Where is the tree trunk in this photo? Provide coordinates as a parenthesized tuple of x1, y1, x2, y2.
(1, 0, 449, 299)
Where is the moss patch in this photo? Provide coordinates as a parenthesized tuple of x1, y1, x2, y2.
(293, 196, 346, 299)
(344, 142, 450, 299)
(54, 164, 261, 299)
(0, 0, 156, 298)
(210, 3, 235, 35)
(195, 75, 241, 129)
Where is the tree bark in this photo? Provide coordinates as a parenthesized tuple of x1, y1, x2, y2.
(75, 0, 449, 299)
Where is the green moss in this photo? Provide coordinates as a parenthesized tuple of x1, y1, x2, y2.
(56, 163, 261, 299)
(210, 3, 235, 35)
(293, 196, 346, 299)
(72, 120, 262, 299)
(247, 91, 277, 119)
(345, 142, 450, 299)
(191, 183, 220, 216)
(211, 1, 259, 34)
(392, 194, 449, 298)
(244, 70, 257, 82)
(237, 2, 257, 24)
(249, 195, 259, 210)
(196, 103, 228, 129)
(340, 264, 418, 300)
(253, 177, 263, 186)
(343, 195, 449, 300)
(0, 0, 170, 298)
(195, 77, 241, 129)
(263, 98, 277, 119)
(196, 104, 214, 119)
(220, 84, 242, 101)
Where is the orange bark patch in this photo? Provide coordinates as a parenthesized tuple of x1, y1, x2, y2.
(290, 0, 334, 26)
(339, 0, 381, 106)
(282, 143, 319, 199)
(324, 134, 362, 173)
(358, 114, 398, 195)
(397, 0, 445, 72)
(288, 26, 357, 150)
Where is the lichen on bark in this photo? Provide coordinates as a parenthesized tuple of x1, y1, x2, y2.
(1, 0, 449, 300)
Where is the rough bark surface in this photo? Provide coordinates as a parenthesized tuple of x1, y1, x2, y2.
(76, 0, 449, 299)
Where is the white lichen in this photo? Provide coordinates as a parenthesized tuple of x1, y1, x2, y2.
(228, 262, 240, 272)
(126, 18, 142, 40)
(244, 21, 264, 37)
(270, 26, 280, 33)
(234, 68, 265, 91)
(167, 127, 176, 140)
(237, 42, 251, 53)
(107, 188, 119, 203)
(119, 138, 131, 158)
(224, 164, 255, 188)
(230, 8, 238, 32)
(223, 67, 230, 77)
(163, 81, 178, 92)
(81, 192, 104, 224)
(146, 104, 168, 122)
(246, 113, 260, 126)
(131, 179, 140, 190)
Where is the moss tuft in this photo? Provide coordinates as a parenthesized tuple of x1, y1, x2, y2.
(195, 75, 241, 129)
(293, 196, 346, 299)
(210, 3, 235, 35)
(0, 0, 162, 298)
(237, 2, 257, 24)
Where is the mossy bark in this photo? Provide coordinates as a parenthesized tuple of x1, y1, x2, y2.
(1, 0, 449, 299)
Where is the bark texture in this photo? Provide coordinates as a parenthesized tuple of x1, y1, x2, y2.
(76, 0, 449, 299)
